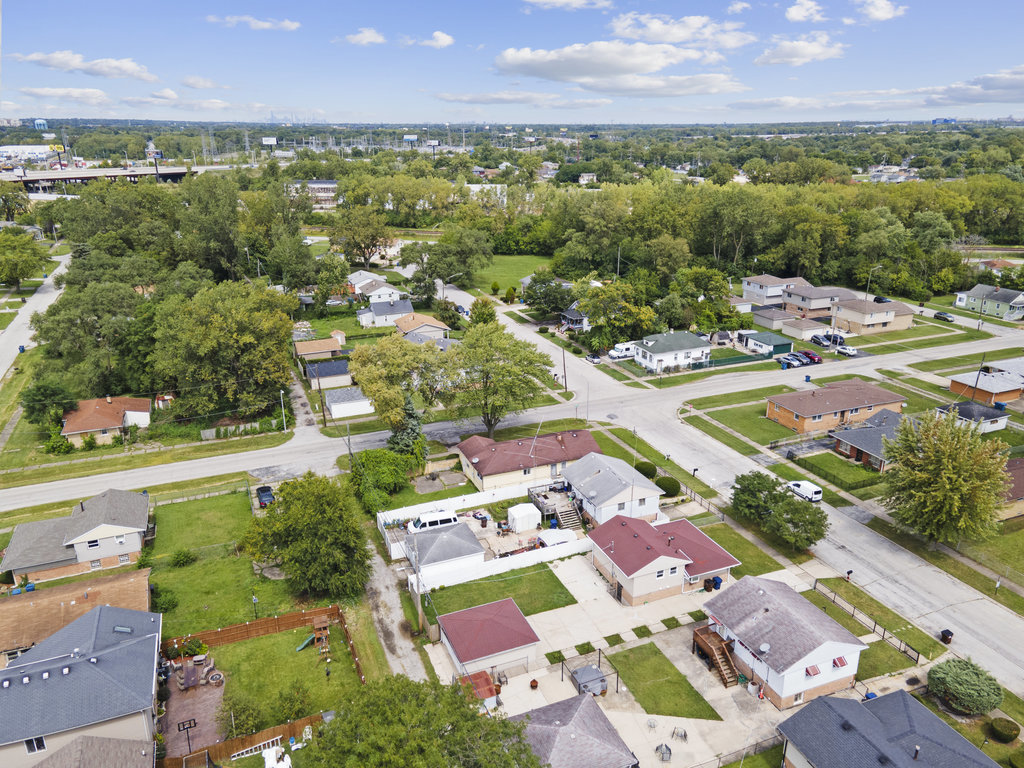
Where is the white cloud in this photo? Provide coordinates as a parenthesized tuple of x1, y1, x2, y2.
(205, 15, 300, 31)
(727, 2, 751, 13)
(729, 95, 824, 109)
(151, 88, 178, 100)
(585, 73, 748, 97)
(496, 40, 705, 81)
(420, 31, 454, 48)
(20, 87, 110, 106)
(608, 12, 756, 49)
(182, 75, 223, 89)
(11, 50, 157, 81)
(755, 32, 846, 66)
(0, 100, 21, 111)
(854, 0, 907, 21)
(344, 27, 386, 45)
(523, 0, 613, 9)
(435, 90, 611, 108)
(842, 16, 857, 24)
(785, 0, 826, 22)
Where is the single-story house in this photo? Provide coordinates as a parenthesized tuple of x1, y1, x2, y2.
(833, 299, 915, 335)
(979, 259, 1016, 277)
(324, 386, 374, 419)
(395, 312, 450, 339)
(456, 430, 601, 491)
(829, 409, 903, 472)
(954, 283, 1024, 321)
(357, 298, 414, 328)
(293, 336, 344, 362)
(405, 523, 485, 584)
(0, 568, 151, 668)
(511, 694, 639, 768)
(728, 295, 753, 314)
(404, 331, 459, 351)
(0, 605, 162, 768)
(438, 598, 540, 675)
(699, 576, 867, 709)
(777, 689, 1000, 768)
(60, 397, 151, 448)
(779, 317, 823, 341)
(562, 453, 664, 525)
(358, 279, 403, 304)
(742, 274, 811, 305)
(936, 401, 1009, 433)
(744, 330, 793, 356)
(766, 380, 904, 434)
(949, 371, 1022, 405)
(0, 489, 150, 584)
(560, 300, 591, 332)
(633, 330, 711, 373)
(347, 270, 385, 293)
(990, 357, 1024, 378)
(781, 285, 857, 319)
(589, 516, 740, 605)
(752, 307, 796, 330)
(305, 359, 351, 390)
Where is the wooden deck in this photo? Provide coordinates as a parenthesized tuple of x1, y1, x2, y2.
(693, 624, 739, 688)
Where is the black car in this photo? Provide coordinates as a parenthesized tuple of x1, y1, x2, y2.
(823, 332, 846, 345)
(873, 295, 893, 303)
(934, 311, 956, 322)
(256, 486, 275, 508)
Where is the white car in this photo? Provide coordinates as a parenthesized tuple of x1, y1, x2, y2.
(787, 480, 823, 502)
(301, 237, 314, 246)
(836, 345, 858, 357)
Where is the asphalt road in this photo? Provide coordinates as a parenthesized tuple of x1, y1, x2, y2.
(0, 252, 70, 374)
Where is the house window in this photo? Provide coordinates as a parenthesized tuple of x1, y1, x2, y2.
(850, 408, 859, 415)
(617, 502, 626, 511)
(688, 575, 701, 584)
(24, 737, 46, 754)
(669, 566, 678, 575)
(867, 405, 874, 411)
(794, 692, 804, 704)
(805, 665, 820, 677)
(118, 554, 130, 565)
(882, 322, 889, 328)
(833, 656, 848, 668)
(90, 560, 101, 570)
(522, 468, 530, 475)
(811, 415, 823, 422)
(87, 540, 99, 549)
(115, 535, 126, 545)
(656, 570, 665, 579)
(638, 498, 646, 507)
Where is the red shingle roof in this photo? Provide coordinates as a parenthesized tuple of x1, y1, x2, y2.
(457, 430, 601, 477)
(459, 670, 497, 700)
(589, 515, 740, 578)
(438, 598, 539, 664)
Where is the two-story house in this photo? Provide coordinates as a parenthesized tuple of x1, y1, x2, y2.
(781, 285, 856, 319)
(833, 299, 914, 335)
(955, 284, 1024, 321)
(742, 275, 811, 306)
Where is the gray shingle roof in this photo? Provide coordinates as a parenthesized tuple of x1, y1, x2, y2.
(949, 371, 1022, 394)
(404, 331, 460, 350)
(368, 298, 413, 317)
(0, 517, 77, 573)
(306, 359, 350, 378)
(407, 523, 483, 567)
(777, 689, 1000, 768)
(638, 330, 710, 354)
(323, 386, 369, 407)
(936, 401, 1008, 423)
(829, 410, 904, 460)
(63, 489, 149, 544)
(752, 308, 796, 321)
(511, 694, 638, 768)
(562, 453, 663, 508)
(32, 736, 153, 768)
(0, 606, 160, 746)
(703, 576, 867, 673)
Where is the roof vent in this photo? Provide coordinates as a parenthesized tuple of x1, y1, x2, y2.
(472, 457, 479, 464)
(42, 671, 49, 680)
(517, 441, 522, 446)
(22, 676, 29, 685)
(620, 521, 627, 526)
(88, 657, 98, 664)
(2, 680, 9, 688)
(840, 720, 853, 731)
(878, 757, 890, 765)
(646, 546, 651, 550)
(62, 667, 69, 675)
(633, 533, 639, 538)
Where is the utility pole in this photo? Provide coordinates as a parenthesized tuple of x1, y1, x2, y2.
(319, 387, 328, 428)
(561, 348, 568, 392)
(279, 389, 287, 431)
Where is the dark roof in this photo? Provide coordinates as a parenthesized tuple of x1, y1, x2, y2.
(404, 331, 460, 350)
(936, 401, 1008, 423)
(0, 606, 161, 746)
(1006, 457, 1024, 501)
(32, 736, 153, 768)
(511, 694, 638, 768)
(829, 410, 904, 460)
(767, 380, 903, 418)
(0, 517, 77, 573)
(777, 689, 1000, 768)
(704, 576, 867, 673)
(836, 298, 915, 316)
(64, 489, 149, 544)
(457, 430, 601, 477)
(368, 298, 414, 316)
(638, 330, 710, 354)
(408, 523, 484, 568)
(561, 301, 586, 320)
(589, 516, 739, 578)
(306, 359, 349, 379)
(438, 598, 539, 664)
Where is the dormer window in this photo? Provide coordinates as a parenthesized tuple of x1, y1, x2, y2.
(833, 656, 848, 668)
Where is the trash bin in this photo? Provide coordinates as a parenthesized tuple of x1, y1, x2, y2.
(18, 345, 24, 353)
(712, 576, 723, 590)
(804, 374, 811, 383)
(480, 517, 488, 529)
(780, 361, 788, 370)
(550, 519, 558, 529)
(940, 629, 953, 645)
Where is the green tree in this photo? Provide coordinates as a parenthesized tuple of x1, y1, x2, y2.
(217, 692, 266, 738)
(20, 380, 75, 426)
(764, 496, 829, 550)
(242, 472, 370, 598)
(0, 181, 29, 221)
(522, 270, 571, 316)
(434, 298, 462, 329)
(730, 471, 784, 521)
(443, 323, 551, 438)
(883, 410, 1009, 545)
(303, 676, 540, 768)
(468, 296, 497, 325)
(0, 229, 47, 290)
(331, 207, 394, 269)
(386, 394, 425, 459)
(928, 658, 1003, 715)
(348, 334, 447, 429)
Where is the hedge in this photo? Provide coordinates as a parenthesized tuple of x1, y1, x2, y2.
(656, 476, 682, 496)
(991, 717, 1021, 743)
(635, 461, 657, 480)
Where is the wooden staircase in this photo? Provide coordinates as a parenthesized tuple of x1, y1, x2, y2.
(555, 506, 583, 531)
(709, 643, 738, 688)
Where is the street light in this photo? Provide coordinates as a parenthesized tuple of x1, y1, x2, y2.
(864, 264, 883, 300)
(441, 272, 464, 302)
(123, 150, 129, 169)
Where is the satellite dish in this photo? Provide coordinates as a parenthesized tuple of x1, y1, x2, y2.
(759, 643, 771, 654)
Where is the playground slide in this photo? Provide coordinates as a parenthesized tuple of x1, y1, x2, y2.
(296, 633, 316, 652)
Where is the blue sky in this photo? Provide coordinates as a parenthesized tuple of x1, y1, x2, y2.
(4, 0, 1023, 123)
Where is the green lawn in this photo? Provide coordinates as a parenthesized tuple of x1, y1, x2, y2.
(718, 745, 784, 768)
(709, 404, 795, 445)
(856, 640, 914, 681)
(854, 324, 955, 345)
(421, 563, 577, 625)
(688, 385, 795, 411)
(471, 254, 552, 294)
(958, 516, 1024, 578)
(796, 452, 880, 491)
(877, 383, 944, 414)
(801, 590, 870, 635)
(701, 524, 783, 577)
(609, 428, 718, 498)
(909, 348, 1024, 373)
(151, 493, 251, 557)
(608, 643, 721, 720)
(592, 431, 640, 463)
(384, 483, 468, 511)
(595, 364, 631, 382)
(683, 416, 759, 455)
(868, 328, 992, 356)
(0, 313, 15, 331)
(649, 361, 781, 388)
(813, 374, 875, 385)
(914, 694, 1020, 767)
(899, 377, 955, 401)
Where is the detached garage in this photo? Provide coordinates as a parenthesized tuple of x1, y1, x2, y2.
(324, 386, 374, 419)
(438, 598, 540, 675)
(744, 331, 793, 357)
(306, 359, 352, 390)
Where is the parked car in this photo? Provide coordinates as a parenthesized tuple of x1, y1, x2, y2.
(791, 352, 813, 365)
(934, 311, 956, 322)
(787, 480, 823, 503)
(585, 353, 601, 364)
(779, 354, 803, 367)
(799, 350, 822, 363)
(823, 332, 846, 345)
(256, 486, 275, 508)
(873, 295, 892, 303)
(836, 345, 858, 357)
(810, 333, 831, 347)
(301, 237, 314, 246)
(456, 304, 466, 315)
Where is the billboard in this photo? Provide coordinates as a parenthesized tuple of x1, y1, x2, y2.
(426, 140, 440, 147)
(48, 144, 65, 152)
(261, 137, 278, 146)
(402, 134, 418, 142)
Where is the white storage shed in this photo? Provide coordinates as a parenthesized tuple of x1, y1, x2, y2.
(507, 503, 541, 534)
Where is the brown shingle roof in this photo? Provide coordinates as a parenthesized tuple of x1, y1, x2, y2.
(61, 397, 151, 436)
(836, 299, 914, 316)
(589, 516, 739, 577)
(394, 312, 449, 334)
(744, 274, 812, 287)
(438, 598, 539, 664)
(767, 381, 903, 418)
(1007, 458, 1024, 502)
(457, 430, 601, 477)
(294, 337, 343, 357)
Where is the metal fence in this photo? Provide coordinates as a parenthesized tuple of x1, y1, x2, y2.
(793, 457, 881, 490)
(684, 734, 783, 768)
(678, 483, 726, 522)
(812, 580, 921, 664)
(954, 540, 1024, 592)
(689, 351, 773, 371)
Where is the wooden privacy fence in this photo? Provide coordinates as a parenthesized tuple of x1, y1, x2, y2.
(162, 605, 341, 652)
(157, 714, 323, 768)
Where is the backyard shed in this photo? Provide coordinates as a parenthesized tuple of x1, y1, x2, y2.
(507, 503, 541, 533)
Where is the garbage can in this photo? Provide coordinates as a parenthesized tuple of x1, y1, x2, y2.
(18, 345, 24, 353)
(804, 374, 811, 383)
(550, 518, 558, 530)
(940, 629, 953, 645)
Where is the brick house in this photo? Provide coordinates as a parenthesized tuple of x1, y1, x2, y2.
(781, 285, 856, 319)
(829, 410, 903, 472)
(765, 381, 904, 434)
(741, 274, 811, 305)
(832, 299, 914, 335)
(60, 397, 151, 448)
(948, 370, 1022, 405)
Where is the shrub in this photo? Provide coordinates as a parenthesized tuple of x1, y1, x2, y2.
(991, 717, 1021, 743)
(635, 461, 657, 479)
(164, 645, 181, 660)
(182, 638, 208, 657)
(504, 286, 517, 304)
(928, 658, 1003, 715)
(491, 281, 500, 295)
(151, 586, 179, 613)
(538, 326, 549, 334)
(156, 685, 172, 703)
(656, 476, 682, 496)
(1010, 750, 1024, 768)
(136, 548, 153, 569)
(170, 549, 198, 568)
(0, 569, 14, 585)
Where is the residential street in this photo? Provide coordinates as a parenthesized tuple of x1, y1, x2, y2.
(0, 251, 70, 374)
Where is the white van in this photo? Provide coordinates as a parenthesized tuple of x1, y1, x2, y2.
(406, 511, 460, 534)
(787, 480, 823, 503)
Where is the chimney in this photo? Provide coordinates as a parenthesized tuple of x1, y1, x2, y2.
(913, 746, 920, 761)
(105, 395, 112, 404)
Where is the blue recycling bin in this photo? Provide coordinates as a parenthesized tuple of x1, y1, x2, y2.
(780, 361, 788, 370)
(804, 375, 811, 383)
(25, 583, 34, 592)
(712, 576, 723, 590)
(18, 345, 25, 353)
(550, 518, 558, 529)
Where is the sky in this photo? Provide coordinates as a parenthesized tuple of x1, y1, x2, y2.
(3, 0, 1024, 124)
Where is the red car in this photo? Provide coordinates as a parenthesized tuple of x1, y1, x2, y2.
(799, 350, 822, 363)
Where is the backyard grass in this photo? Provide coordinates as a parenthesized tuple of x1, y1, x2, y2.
(385, 483, 469, 511)
(909, 348, 1024, 373)
(608, 643, 721, 720)
(595, 364, 631, 382)
(150, 493, 251, 557)
(609, 428, 718, 498)
(708, 404, 795, 445)
(819, 577, 946, 660)
(766, 464, 848, 507)
(687, 385, 795, 411)
(700, 524, 783, 577)
(914, 694, 1020, 768)
(343, 598, 391, 681)
(718, 744, 784, 768)
(856, 640, 914, 681)
(879, 383, 945, 413)
(421, 563, 576, 624)
(470, 254, 552, 293)
(796, 452, 880, 491)
(683, 416, 760, 455)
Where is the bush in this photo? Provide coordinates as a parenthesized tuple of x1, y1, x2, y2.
(928, 658, 1004, 715)
(635, 461, 657, 479)
(164, 645, 181, 660)
(156, 685, 172, 703)
(151, 585, 179, 613)
(170, 549, 198, 568)
(491, 281, 500, 295)
(991, 717, 1021, 743)
(182, 638, 208, 657)
(136, 548, 153, 569)
(538, 326, 549, 334)
(80, 434, 98, 451)
(504, 286, 517, 304)
(656, 476, 682, 496)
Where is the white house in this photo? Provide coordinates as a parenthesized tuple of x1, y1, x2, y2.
(356, 298, 414, 328)
(437, 598, 540, 676)
(359, 279, 403, 304)
(935, 401, 1009, 433)
(347, 270, 386, 292)
(404, 523, 485, 588)
(633, 330, 711, 373)
(562, 454, 664, 525)
(700, 576, 867, 709)
(324, 386, 374, 419)
(742, 274, 811, 305)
